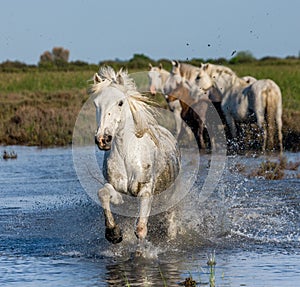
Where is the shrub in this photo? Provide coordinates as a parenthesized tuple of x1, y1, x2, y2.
(229, 50, 256, 64)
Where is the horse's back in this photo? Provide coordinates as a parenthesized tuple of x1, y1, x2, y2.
(249, 79, 282, 109)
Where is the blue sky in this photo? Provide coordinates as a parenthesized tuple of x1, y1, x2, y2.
(0, 0, 299, 64)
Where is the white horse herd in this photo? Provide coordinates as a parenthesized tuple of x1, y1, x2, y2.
(148, 60, 283, 153)
(88, 62, 283, 244)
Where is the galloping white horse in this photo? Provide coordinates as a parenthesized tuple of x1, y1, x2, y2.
(194, 63, 283, 152)
(91, 66, 181, 244)
(148, 63, 193, 141)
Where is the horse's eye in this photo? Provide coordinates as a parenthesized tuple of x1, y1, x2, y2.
(196, 75, 200, 80)
(118, 100, 124, 107)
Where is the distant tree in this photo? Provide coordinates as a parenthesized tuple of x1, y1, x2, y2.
(40, 51, 53, 63)
(99, 60, 124, 71)
(0, 60, 29, 72)
(229, 50, 256, 64)
(128, 53, 153, 69)
(212, 57, 228, 65)
(39, 47, 69, 67)
(189, 58, 205, 67)
(52, 47, 69, 62)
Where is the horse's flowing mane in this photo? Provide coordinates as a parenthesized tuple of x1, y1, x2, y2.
(89, 66, 160, 145)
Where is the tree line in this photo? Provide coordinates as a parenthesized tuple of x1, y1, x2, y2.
(1, 47, 300, 72)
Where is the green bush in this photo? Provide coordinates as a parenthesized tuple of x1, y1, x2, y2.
(229, 51, 256, 64)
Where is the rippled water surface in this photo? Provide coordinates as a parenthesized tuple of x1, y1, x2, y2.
(0, 146, 299, 286)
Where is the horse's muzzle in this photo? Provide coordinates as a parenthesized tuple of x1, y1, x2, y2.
(149, 86, 156, 95)
(95, 134, 112, 150)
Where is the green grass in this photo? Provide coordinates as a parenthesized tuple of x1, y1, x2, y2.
(231, 63, 300, 111)
(0, 61, 299, 147)
(0, 70, 93, 94)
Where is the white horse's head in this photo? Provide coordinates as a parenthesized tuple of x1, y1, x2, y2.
(92, 72, 128, 150)
(162, 61, 182, 97)
(148, 63, 163, 95)
(163, 73, 182, 97)
(193, 63, 215, 91)
(90, 67, 136, 150)
(196, 63, 244, 96)
(91, 66, 158, 150)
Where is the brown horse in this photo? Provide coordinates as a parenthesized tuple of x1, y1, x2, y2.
(167, 81, 224, 150)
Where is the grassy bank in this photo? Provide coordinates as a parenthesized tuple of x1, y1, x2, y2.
(0, 61, 299, 150)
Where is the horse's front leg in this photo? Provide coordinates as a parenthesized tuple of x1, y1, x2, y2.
(135, 186, 153, 241)
(172, 101, 183, 138)
(98, 183, 123, 244)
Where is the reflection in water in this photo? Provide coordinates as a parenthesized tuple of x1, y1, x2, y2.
(105, 257, 182, 286)
(0, 146, 299, 286)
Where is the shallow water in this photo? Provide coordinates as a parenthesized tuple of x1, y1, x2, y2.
(0, 146, 299, 286)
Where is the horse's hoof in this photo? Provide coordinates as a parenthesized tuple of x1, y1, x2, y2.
(135, 224, 147, 241)
(105, 225, 123, 244)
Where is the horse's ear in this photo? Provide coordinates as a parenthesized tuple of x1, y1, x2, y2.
(115, 68, 125, 85)
(159, 63, 163, 70)
(117, 74, 124, 85)
(172, 60, 179, 67)
(203, 63, 209, 71)
(93, 73, 102, 84)
(148, 63, 153, 70)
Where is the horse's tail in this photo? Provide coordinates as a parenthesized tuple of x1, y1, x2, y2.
(265, 89, 275, 150)
(271, 82, 283, 153)
(265, 81, 282, 151)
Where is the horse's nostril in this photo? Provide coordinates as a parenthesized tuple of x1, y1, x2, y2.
(106, 135, 112, 143)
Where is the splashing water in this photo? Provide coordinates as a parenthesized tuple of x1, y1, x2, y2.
(0, 147, 299, 286)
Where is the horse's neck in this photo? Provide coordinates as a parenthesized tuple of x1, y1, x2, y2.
(114, 110, 135, 150)
(180, 64, 199, 81)
(214, 73, 247, 97)
(160, 69, 170, 85)
(180, 84, 196, 106)
(209, 86, 223, 102)
(114, 105, 157, 153)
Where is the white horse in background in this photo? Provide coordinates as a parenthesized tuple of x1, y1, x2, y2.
(163, 61, 225, 149)
(92, 66, 181, 244)
(148, 63, 170, 95)
(247, 78, 283, 151)
(162, 60, 201, 126)
(194, 63, 283, 152)
(163, 60, 200, 96)
(148, 63, 193, 141)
